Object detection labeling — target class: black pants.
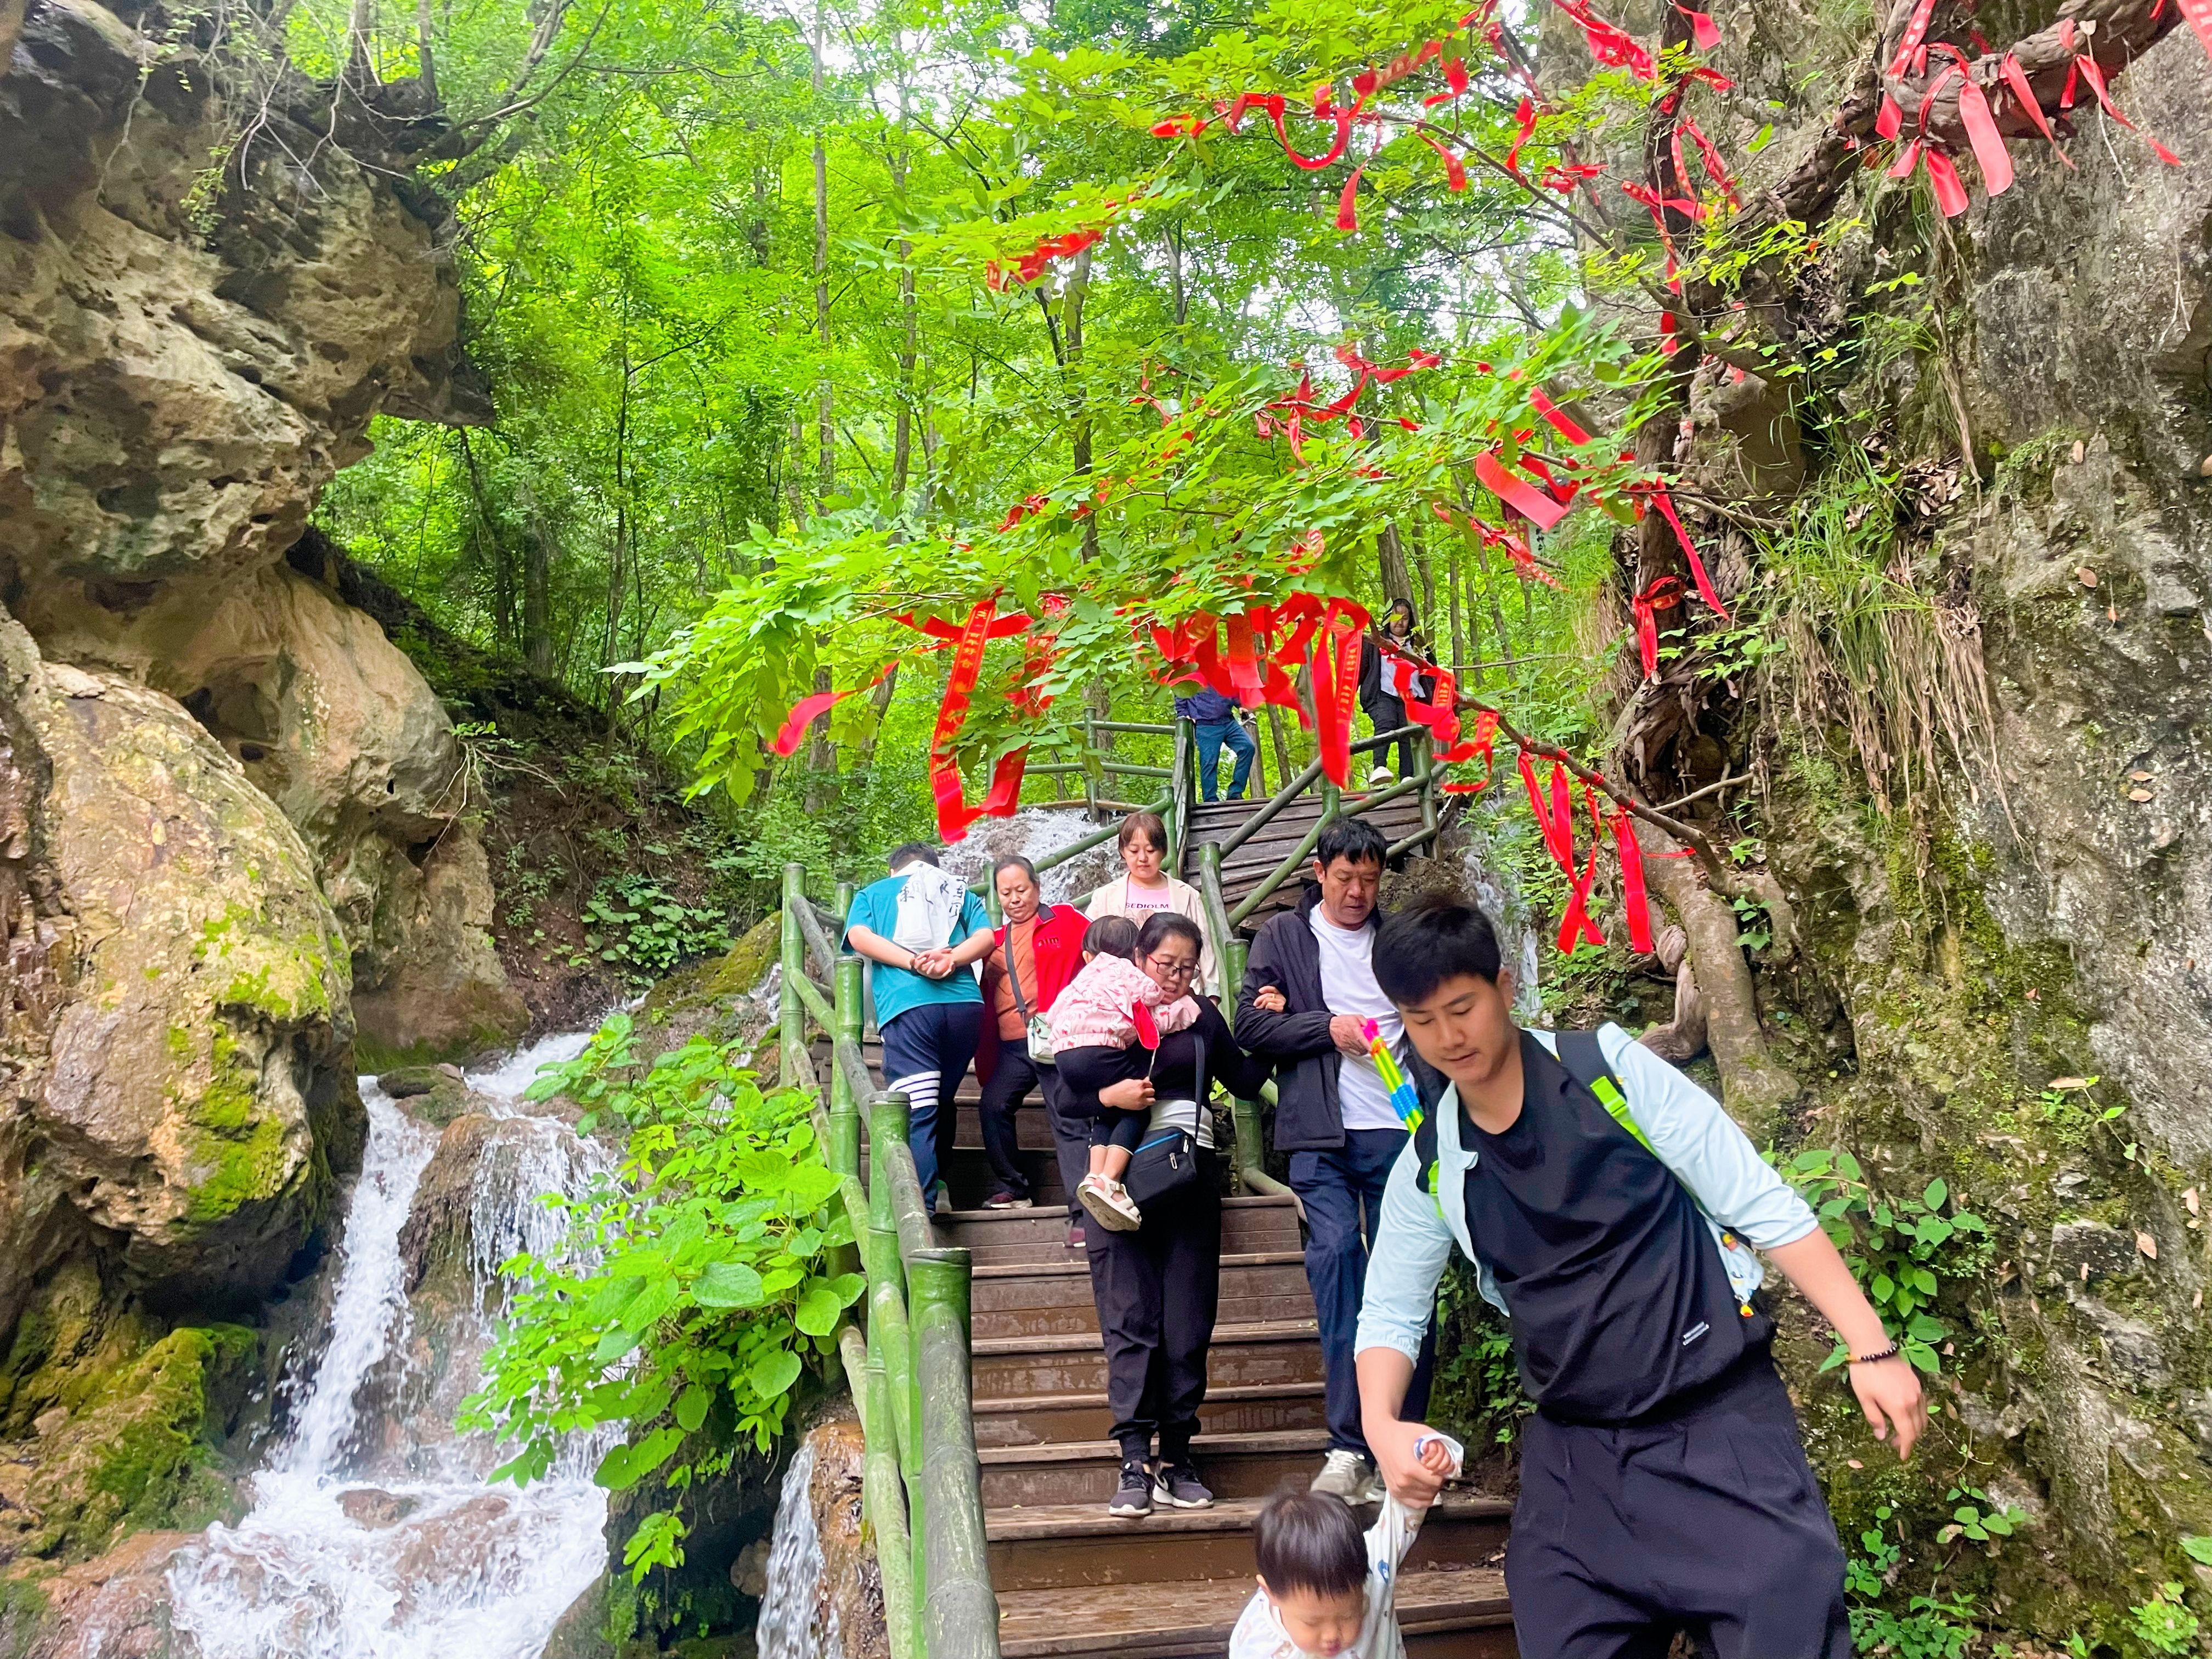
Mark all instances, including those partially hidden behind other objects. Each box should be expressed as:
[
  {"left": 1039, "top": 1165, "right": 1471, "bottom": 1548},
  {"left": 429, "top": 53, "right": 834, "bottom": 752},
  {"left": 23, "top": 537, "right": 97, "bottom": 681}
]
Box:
[
  {"left": 1085, "top": 1157, "right": 1220, "bottom": 1462},
  {"left": 978, "top": 1046, "right": 1045, "bottom": 1200},
  {"left": 1506, "top": 1356, "right": 1849, "bottom": 1659},
  {"left": 1362, "top": 693, "right": 1415, "bottom": 777},
  {"left": 878, "top": 1002, "right": 982, "bottom": 1201}
]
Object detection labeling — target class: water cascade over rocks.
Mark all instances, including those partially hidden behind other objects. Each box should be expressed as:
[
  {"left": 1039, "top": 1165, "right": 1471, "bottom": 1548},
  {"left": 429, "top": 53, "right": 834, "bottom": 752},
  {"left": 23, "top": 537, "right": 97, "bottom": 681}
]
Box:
[
  {"left": 753, "top": 1441, "right": 838, "bottom": 1659},
  {"left": 163, "top": 1030, "right": 614, "bottom": 1658}
]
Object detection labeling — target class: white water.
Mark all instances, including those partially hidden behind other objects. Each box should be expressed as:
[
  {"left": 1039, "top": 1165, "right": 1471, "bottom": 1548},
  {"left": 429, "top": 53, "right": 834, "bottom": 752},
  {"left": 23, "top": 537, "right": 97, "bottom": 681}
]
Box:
[
  {"left": 168, "top": 1034, "right": 616, "bottom": 1659},
  {"left": 754, "top": 1442, "right": 838, "bottom": 1659}
]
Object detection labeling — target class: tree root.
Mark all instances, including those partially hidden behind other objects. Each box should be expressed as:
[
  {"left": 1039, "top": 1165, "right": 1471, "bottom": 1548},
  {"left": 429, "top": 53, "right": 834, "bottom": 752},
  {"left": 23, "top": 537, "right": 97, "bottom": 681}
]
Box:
[
  {"left": 1637, "top": 924, "right": 1709, "bottom": 1064},
  {"left": 1634, "top": 821, "right": 1799, "bottom": 1132}
]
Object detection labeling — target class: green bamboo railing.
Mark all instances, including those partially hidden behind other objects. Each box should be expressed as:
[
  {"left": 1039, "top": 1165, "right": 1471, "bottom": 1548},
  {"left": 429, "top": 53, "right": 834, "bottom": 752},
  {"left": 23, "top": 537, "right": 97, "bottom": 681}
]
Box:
[{"left": 780, "top": 864, "right": 1000, "bottom": 1659}]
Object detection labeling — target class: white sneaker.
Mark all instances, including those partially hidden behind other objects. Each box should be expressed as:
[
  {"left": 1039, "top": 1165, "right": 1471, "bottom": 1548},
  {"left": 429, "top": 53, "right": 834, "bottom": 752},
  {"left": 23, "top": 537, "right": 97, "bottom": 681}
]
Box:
[
  {"left": 1367, "top": 766, "right": 1395, "bottom": 788},
  {"left": 1310, "top": 1448, "right": 1383, "bottom": 1503},
  {"left": 1077, "top": 1174, "right": 1142, "bottom": 1232}
]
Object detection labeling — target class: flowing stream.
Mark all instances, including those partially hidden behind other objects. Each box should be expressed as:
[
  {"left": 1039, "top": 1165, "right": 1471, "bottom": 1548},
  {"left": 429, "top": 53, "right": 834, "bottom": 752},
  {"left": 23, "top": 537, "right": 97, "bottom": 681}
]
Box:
[{"left": 166, "top": 1030, "right": 613, "bottom": 1659}]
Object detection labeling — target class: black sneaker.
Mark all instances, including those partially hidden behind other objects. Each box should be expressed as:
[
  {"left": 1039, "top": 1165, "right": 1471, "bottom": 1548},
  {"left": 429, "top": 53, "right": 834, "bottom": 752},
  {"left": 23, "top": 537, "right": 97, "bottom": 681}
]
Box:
[
  {"left": 1152, "top": 1461, "right": 1214, "bottom": 1509},
  {"left": 1107, "top": 1460, "right": 1153, "bottom": 1517}
]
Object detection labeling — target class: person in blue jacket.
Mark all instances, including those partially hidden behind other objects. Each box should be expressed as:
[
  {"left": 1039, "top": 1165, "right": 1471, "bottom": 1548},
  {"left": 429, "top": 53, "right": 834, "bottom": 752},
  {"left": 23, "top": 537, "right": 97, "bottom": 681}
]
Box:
[
  {"left": 1353, "top": 896, "right": 1925, "bottom": 1659},
  {"left": 1174, "top": 686, "right": 1257, "bottom": 802}
]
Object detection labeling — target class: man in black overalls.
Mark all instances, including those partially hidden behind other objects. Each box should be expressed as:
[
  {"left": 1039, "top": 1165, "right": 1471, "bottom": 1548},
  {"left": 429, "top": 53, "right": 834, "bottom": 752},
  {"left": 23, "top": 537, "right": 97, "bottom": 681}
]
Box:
[{"left": 1351, "top": 899, "right": 1926, "bottom": 1659}]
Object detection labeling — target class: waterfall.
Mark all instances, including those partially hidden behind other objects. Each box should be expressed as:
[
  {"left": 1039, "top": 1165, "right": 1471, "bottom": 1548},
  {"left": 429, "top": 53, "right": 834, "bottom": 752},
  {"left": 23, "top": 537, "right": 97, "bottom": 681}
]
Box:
[
  {"left": 754, "top": 1441, "right": 838, "bottom": 1659},
  {"left": 166, "top": 1031, "right": 616, "bottom": 1659}
]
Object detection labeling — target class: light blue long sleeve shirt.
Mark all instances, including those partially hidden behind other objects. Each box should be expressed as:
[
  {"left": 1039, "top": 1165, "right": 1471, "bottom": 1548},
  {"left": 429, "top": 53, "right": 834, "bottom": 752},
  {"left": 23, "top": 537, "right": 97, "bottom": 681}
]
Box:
[{"left": 1353, "top": 1022, "right": 1820, "bottom": 1367}]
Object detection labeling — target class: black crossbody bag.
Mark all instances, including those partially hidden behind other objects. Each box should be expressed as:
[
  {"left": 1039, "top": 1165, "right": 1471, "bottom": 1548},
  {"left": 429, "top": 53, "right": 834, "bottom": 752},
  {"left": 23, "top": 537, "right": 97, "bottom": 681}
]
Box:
[{"left": 1122, "top": 1029, "right": 1209, "bottom": 1209}]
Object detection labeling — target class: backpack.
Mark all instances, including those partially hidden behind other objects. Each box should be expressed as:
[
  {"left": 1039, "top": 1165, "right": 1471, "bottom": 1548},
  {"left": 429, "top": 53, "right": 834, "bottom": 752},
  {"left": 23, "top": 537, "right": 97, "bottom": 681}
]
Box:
[{"left": 1413, "top": 1030, "right": 1648, "bottom": 1201}]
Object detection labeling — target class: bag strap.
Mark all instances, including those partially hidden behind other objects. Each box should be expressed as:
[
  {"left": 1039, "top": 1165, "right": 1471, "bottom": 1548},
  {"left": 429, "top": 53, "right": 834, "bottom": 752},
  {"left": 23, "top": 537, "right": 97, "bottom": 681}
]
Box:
[
  {"left": 1417, "top": 1030, "right": 1646, "bottom": 1200},
  {"left": 1555, "top": 1030, "right": 1652, "bottom": 1154},
  {"left": 1003, "top": 924, "right": 1034, "bottom": 1021}
]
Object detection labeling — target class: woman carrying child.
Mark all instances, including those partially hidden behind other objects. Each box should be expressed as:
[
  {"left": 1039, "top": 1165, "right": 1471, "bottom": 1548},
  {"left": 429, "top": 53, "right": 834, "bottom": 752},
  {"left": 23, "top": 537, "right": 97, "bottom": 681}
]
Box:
[
  {"left": 1051, "top": 912, "right": 1274, "bottom": 1517},
  {"left": 1049, "top": 913, "right": 1204, "bottom": 1232}
]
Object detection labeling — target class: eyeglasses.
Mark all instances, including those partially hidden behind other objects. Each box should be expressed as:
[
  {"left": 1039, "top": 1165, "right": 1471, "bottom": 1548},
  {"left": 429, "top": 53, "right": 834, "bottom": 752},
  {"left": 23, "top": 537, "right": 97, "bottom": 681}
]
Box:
[{"left": 1147, "top": 955, "right": 1198, "bottom": 979}]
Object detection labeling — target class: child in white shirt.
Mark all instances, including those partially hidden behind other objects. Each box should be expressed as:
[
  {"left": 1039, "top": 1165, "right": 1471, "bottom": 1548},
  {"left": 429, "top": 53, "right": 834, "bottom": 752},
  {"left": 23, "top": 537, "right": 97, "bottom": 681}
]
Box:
[{"left": 1229, "top": 1435, "right": 1464, "bottom": 1658}]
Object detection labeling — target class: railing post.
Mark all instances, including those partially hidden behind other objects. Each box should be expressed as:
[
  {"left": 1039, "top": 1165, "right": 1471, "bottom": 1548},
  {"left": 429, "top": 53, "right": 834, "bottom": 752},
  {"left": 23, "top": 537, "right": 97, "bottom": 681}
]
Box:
[
  {"left": 1168, "top": 715, "right": 1193, "bottom": 874},
  {"left": 910, "top": 1247, "right": 1000, "bottom": 1658},
  {"left": 780, "top": 862, "right": 809, "bottom": 1094},
  {"left": 1082, "top": 708, "right": 1101, "bottom": 821},
  {"left": 868, "top": 1094, "right": 919, "bottom": 1474},
  {"left": 829, "top": 954, "right": 864, "bottom": 1178},
  {"left": 1417, "top": 730, "right": 1438, "bottom": 847},
  {"left": 835, "top": 878, "right": 855, "bottom": 941},
  {"left": 865, "top": 1341, "right": 916, "bottom": 1659}
]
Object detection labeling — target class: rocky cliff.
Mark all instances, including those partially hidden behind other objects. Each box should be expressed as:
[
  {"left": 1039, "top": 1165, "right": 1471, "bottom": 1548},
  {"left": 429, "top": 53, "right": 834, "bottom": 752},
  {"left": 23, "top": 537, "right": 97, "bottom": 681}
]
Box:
[
  {"left": 0, "top": 0, "right": 526, "bottom": 1590},
  {"left": 1560, "top": 1, "right": 2212, "bottom": 1640}
]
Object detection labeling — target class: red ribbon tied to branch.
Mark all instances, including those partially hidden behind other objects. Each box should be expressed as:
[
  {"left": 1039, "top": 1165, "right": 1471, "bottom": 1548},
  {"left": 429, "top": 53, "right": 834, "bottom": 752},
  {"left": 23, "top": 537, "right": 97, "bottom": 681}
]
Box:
[
  {"left": 1630, "top": 576, "right": 1685, "bottom": 680},
  {"left": 772, "top": 663, "right": 894, "bottom": 758},
  {"left": 1612, "top": 807, "right": 1656, "bottom": 952},
  {"left": 1439, "top": 708, "right": 1502, "bottom": 793}
]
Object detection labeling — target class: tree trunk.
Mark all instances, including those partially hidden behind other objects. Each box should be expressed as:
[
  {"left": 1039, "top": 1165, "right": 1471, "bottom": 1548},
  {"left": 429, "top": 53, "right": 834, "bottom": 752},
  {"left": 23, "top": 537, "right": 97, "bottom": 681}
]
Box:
[
  {"left": 1378, "top": 521, "right": 1414, "bottom": 618},
  {"left": 1061, "top": 249, "right": 1099, "bottom": 561},
  {"left": 811, "top": 2, "right": 833, "bottom": 503},
  {"left": 522, "top": 505, "right": 553, "bottom": 679},
  {"left": 1446, "top": 529, "right": 1468, "bottom": 686},
  {"left": 805, "top": 664, "right": 836, "bottom": 812}
]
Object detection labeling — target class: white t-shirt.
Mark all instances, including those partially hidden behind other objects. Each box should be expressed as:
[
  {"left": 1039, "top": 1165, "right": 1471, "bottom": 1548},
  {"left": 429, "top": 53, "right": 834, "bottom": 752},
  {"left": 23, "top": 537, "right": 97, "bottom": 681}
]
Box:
[
  {"left": 1228, "top": 1436, "right": 1464, "bottom": 1659},
  {"left": 1309, "top": 909, "right": 1404, "bottom": 1131},
  {"left": 1121, "top": 879, "right": 1175, "bottom": 916}
]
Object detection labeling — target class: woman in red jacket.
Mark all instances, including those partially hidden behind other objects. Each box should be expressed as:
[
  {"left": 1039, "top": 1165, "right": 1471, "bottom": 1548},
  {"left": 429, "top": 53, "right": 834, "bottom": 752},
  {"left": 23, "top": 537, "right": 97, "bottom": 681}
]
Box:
[{"left": 975, "top": 855, "right": 1091, "bottom": 1220}]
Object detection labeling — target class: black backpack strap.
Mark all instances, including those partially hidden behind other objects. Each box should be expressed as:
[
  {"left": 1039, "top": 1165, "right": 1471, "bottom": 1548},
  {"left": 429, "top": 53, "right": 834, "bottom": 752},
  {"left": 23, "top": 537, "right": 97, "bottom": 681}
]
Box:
[
  {"left": 1413, "top": 1107, "right": 1441, "bottom": 1200},
  {"left": 1555, "top": 1030, "right": 1655, "bottom": 1155}
]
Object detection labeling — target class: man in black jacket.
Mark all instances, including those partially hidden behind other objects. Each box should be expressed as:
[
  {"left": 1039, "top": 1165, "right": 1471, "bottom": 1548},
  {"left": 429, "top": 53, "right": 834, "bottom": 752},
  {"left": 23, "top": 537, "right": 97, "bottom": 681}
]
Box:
[{"left": 1233, "top": 817, "right": 1435, "bottom": 1502}]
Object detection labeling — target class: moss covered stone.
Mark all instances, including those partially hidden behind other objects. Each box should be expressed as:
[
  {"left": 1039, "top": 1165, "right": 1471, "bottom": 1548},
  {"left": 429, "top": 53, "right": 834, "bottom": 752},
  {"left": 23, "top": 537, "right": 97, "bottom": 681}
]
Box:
[{"left": 4, "top": 1324, "right": 256, "bottom": 1565}]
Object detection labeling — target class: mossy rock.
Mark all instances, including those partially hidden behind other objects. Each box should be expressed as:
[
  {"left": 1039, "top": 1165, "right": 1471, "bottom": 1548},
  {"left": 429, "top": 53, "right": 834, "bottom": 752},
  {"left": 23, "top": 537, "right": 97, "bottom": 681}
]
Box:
[
  {"left": 640, "top": 916, "right": 781, "bottom": 1025},
  {"left": 3, "top": 1324, "right": 257, "bottom": 1564},
  {"left": 377, "top": 1066, "right": 444, "bottom": 1098}
]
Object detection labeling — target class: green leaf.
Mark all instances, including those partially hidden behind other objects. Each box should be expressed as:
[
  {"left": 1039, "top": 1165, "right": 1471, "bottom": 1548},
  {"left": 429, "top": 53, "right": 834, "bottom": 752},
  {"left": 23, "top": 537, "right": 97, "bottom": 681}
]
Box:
[
  {"left": 794, "top": 1281, "right": 844, "bottom": 1336},
  {"left": 750, "top": 1348, "right": 803, "bottom": 1400},
  {"left": 693, "top": 1261, "right": 767, "bottom": 1309},
  {"left": 676, "top": 1384, "right": 712, "bottom": 1433},
  {"left": 1923, "top": 1178, "right": 1948, "bottom": 1209},
  {"left": 2182, "top": 1536, "right": 2212, "bottom": 1566}
]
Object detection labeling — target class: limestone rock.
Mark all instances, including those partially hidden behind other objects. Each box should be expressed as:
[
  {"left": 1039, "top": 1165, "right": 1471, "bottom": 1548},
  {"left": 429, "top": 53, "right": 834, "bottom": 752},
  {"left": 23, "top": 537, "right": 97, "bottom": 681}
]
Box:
[
  {"left": 1, "top": 605, "right": 362, "bottom": 1306},
  {"left": 0, "top": 0, "right": 477, "bottom": 600},
  {"left": 26, "top": 560, "right": 526, "bottom": 1063}
]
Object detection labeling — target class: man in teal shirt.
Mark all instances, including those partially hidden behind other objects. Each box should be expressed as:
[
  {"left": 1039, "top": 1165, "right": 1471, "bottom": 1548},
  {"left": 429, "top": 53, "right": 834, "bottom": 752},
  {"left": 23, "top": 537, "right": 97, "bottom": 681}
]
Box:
[{"left": 842, "top": 843, "right": 996, "bottom": 1211}]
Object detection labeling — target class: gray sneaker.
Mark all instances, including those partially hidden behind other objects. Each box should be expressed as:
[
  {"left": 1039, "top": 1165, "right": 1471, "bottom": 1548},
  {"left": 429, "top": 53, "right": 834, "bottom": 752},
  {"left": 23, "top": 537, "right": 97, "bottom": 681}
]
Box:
[
  {"left": 1310, "top": 1448, "right": 1383, "bottom": 1504},
  {"left": 1152, "top": 1461, "right": 1215, "bottom": 1509}
]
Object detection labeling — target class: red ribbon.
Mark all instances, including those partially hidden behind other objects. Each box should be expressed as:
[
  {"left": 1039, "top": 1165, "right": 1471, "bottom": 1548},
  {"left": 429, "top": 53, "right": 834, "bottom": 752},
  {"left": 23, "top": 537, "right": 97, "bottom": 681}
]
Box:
[
  {"left": 1555, "top": 0, "right": 1655, "bottom": 77},
  {"left": 1558, "top": 842, "right": 1606, "bottom": 953},
  {"left": 1674, "top": 3, "right": 1721, "bottom": 48},
  {"left": 1313, "top": 614, "right": 1365, "bottom": 787},
  {"left": 1630, "top": 576, "right": 1684, "bottom": 680},
  {"left": 1613, "top": 807, "right": 1656, "bottom": 953},
  {"left": 1476, "top": 451, "right": 1572, "bottom": 531},
  {"left": 1640, "top": 486, "right": 1729, "bottom": 620},
  {"left": 2180, "top": 0, "right": 2212, "bottom": 69},
  {"left": 1886, "top": 0, "right": 1937, "bottom": 76},
  {"left": 1440, "top": 708, "right": 1501, "bottom": 792},
  {"left": 1996, "top": 54, "right": 2070, "bottom": 165},
  {"left": 2072, "top": 52, "right": 2183, "bottom": 166}
]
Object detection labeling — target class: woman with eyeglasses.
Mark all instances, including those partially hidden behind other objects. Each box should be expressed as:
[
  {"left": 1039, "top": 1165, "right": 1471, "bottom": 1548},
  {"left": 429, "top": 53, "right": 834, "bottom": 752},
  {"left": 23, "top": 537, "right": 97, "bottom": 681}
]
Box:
[{"left": 1053, "top": 912, "right": 1275, "bottom": 1519}]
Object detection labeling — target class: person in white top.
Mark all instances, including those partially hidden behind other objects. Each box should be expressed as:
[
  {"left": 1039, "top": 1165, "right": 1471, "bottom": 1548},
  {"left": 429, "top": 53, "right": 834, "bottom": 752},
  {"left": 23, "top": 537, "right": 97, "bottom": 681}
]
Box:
[
  {"left": 1233, "top": 817, "right": 1436, "bottom": 1504},
  {"left": 1084, "top": 810, "right": 1220, "bottom": 997},
  {"left": 1229, "top": 1434, "right": 1465, "bottom": 1658}
]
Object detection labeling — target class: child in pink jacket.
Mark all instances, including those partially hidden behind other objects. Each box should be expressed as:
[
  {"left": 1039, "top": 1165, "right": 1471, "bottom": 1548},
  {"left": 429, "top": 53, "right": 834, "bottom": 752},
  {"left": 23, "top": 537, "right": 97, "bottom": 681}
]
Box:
[{"left": 1050, "top": 915, "right": 1200, "bottom": 1230}]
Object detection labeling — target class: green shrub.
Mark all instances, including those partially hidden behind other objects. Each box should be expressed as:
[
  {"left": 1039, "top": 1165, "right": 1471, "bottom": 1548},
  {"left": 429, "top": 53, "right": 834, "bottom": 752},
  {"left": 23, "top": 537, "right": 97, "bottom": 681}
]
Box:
[{"left": 462, "top": 1015, "right": 862, "bottom": 1579}]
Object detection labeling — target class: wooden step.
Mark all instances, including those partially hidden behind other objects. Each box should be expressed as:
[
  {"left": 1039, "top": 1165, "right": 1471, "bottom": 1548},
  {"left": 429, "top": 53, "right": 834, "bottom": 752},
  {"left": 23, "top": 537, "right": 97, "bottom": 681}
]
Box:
[
  {"left": 940, "top": 1196, "right": 1302, "bottom": 1264},
  {"left": 996, "top": 1566, "right": 1514, "bottom": 1658},
  {"left": 973, "top": 1381, "right": 1328, "bottom": 1448},
  {"left": 985, "top": 1491, "right": 1511, "bottom": 1590},
  {"left": 971, "top": 1252, "right": 1312, "bottom": 1341},
  {"left": 979, "top": 1428, "right": 1329, "bottom": 1506},
  {"left": 972, "top": 1318, "right": 1323, "bottom": 1401}
]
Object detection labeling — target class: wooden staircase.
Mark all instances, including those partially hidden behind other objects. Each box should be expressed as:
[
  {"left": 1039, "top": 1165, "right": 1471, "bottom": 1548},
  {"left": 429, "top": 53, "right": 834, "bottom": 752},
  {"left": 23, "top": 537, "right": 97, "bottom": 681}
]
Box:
[
  {"left": 815, "top": 1026, "right": 1518, "bottom": 1657},
  {"left": 1180, "top": 791, "right": 1431, "bottom": 933}
]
